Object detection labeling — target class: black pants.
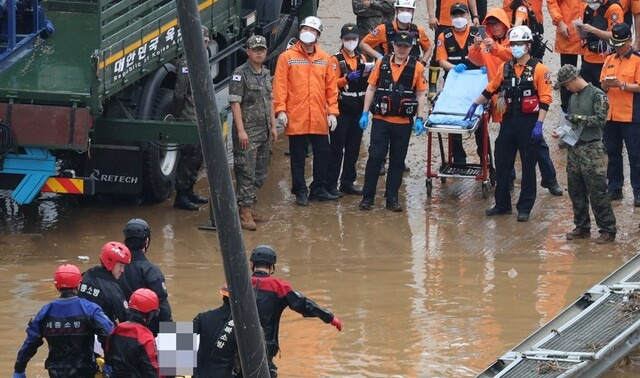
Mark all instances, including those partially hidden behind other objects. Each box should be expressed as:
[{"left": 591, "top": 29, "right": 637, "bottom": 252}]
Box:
[
  {"left": 362, "top": 119, "right": 412, "bottom": 202},
  {"left": 476, "top": 0, "right": 487, "bottom": 22},
  {"left": 494, "top": 114, "right": 539, "bottom": 214},
  {"left": 604, "top": 121, "right": 640, "bottom": 199},
  {"left": 328, "top": 111, "right": 363, "bottom": 189},
  {"left": 560, "top": 54, "right": 579, "bottom": 113},
  {"left": 289, "top": 134, "right": 330, "bottom": 195},
  {"left": 580, "top": 60, "right": 603, "bottom": 90},
  {"left": 450, "top": 128, "right": 494, "bottom": 170}
]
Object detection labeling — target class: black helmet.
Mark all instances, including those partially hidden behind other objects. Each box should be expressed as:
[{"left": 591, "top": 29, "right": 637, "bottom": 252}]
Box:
[
  {"left": 250, "top": 245, "right": 277, "bottom": 265},
  {"left": 124, "top": 218, "right": 151, "bottom": 240}
]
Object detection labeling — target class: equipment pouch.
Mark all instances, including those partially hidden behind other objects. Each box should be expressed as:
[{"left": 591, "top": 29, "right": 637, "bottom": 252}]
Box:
[
  {"left": 398, "top": 98, "right": 419, "bottom": 117},
  {"left": 374, "top": 95, "right": 392, "bottom": 115},
  {"left": 521, "top": 95, "right": 540, "bottom": 114}
]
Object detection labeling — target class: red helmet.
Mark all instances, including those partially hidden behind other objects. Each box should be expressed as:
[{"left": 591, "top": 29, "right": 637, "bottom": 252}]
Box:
[
  {"left": 129, "top": 288, "right": 160, "bottom": 313},
  {"left": 54, "top": 264, "right": 82, "bottom": 289},
  {"left": 100, "top": 241, "right": 131, "bottom": 271}
]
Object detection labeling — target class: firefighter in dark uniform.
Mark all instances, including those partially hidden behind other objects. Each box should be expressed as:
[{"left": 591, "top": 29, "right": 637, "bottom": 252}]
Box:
[
  {"left": 119, "top": 218, "right": 172, "bottom": 336},
  {"left": 359, "top": 31, "right": 427, "bottom": 212},
  {"left": 193, "top": 286, "right": 239, "bottom": 378},
  {"left": 600, "top": 22, "right": 640, "bottom": 206},
  {"left": 466, "top": 26, "right": 553, "bottom": 222},
  {"left": 79, "top": 241, "right": 131, "bottom": 324},
  {"left": 436, "top": 3, "right": 484, "bottom": 164},
  {"left": 328, "top": 23, "right": 371, "bottom": 196},
  {"left": 13, "top": 264, "right": 114, "bottom": 378},
  {"left": 105, "top": 288, "right": 160, "bottom": 377},
  {"left": 250, "top": 245, "right": 342, "bottom": 377},
  {"left": 172, "top": 25, "right": 211, "bottom": 210},
  {"left": 574, "top": 0, "right": 623, "bottom": 88}
]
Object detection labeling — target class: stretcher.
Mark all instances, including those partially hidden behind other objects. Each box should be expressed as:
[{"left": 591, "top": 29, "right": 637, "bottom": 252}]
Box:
[{"left": 425, "top": 70, "right": 494, "bottom": 198}]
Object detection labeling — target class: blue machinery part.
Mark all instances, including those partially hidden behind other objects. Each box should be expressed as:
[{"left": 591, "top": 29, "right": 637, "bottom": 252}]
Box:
[{"left": 1, "top": 147, "right": 55, "bottom": 204}]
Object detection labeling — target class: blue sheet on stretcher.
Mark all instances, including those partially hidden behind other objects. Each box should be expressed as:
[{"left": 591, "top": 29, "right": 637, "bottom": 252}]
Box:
[{"left": 427, "top": 70, "right": 488, "bottom": 128}]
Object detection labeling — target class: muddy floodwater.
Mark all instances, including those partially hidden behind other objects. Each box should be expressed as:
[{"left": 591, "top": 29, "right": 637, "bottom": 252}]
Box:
[{"left": 3, "top": 0, "right": 640, "bottom": 377}]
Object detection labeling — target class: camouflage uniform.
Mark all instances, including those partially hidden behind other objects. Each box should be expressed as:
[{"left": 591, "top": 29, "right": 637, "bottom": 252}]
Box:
[
  {"left": 352, "top": 0, "right": 395, "bottom": 36},
  {"left": 566, "top": 84, "right": 617, "bottom": 234},
  {"left": 173, "top": 57, "right": 203, "bottom": 193},
  {"left": 228, "top": 61, "right": 273, "bottom": 207}
]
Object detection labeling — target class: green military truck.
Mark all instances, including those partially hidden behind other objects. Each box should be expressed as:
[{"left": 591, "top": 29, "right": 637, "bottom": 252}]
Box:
[{"left": 0, "top": 0, "right": 317, "bottom": 204}]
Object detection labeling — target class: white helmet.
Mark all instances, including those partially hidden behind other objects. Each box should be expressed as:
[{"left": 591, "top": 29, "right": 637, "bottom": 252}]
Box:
[
  {"left": 300, "top": 16, "right": 323, "bottom": 34},
  {"left": 395, "top": 0, "right": 417, "bottom": 9},
  {"left": 509, "top": 26, "right": 533, "bottom": 42}
]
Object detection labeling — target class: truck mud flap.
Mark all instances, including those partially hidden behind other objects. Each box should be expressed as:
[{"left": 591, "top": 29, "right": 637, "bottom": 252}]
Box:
[{"left": 84, "top": 144, "right": 143, "bottom": 195}]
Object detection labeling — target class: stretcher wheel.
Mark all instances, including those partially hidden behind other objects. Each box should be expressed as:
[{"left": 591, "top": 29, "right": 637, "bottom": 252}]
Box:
[
  {"left": 482, "top": 182, "right": 490, "bottom": 199},
  {"left": 440, "top": 177, "right": 447, "bottom": 184},
  {"left": 426, "top": 179, "right": 433, "bottom": 197}
]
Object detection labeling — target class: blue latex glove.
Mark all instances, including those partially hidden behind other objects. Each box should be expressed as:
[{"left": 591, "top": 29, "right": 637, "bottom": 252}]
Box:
[
  {"left": 414, "top": 117, "right": 425, "bottom": 136},
  {"left": 464, "top": 103, "right": 479, "bottom": 120},
  {"left": 359, "top": 111, "right": 370, "bottom": 130},
  {"left": 480, "top": 66, "right": 487, "bottom": 74},
  {"left": 103, "top": 364, "right": 113, "bottom": 377},
  {"left": 346, "top": 70, "right": 362, "bottom": 82},
  {"left": 532, "top": 121, "right": 543, "bottom": 141},
  {"left": 453, "top": 63, "right": 467, "bottom": 73},
  {"left": 13, "top": 372, "right": 26, "bottom": 378}
]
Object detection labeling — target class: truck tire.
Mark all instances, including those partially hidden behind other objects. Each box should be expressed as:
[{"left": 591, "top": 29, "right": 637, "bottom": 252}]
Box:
[{"left": 141, "top": 88, "right": 180, "bottom": 203}]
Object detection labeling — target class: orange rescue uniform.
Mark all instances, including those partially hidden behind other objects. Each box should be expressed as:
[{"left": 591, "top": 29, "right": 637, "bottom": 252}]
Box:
[
  {"left": 503, "top": 0, "right": 543, "bottom": 24},
  {"left": 485, "top": 60, "right": 553, "bottom": 111},
  {"left": 435, "top": 27, "right": 473, "bottom": 63},
  {"left": 600, "top": 50, "right": 640, "bottom": 122},
  {"left": 468, "top": 8, "right": 513, "bottom": 121},
  {"left": 330, "top": 49, "right": 368, "bottom": 90},
  {"left": 547, "top": 0, "right": 584, "bottom": 54},
  {"left": 273, "top": 42, "right": 339, "bottom": 136},
  {"left": 436, "top": 0, "right": 473, "bottom": 26},
  {"left": 367, "top": 56, "right": 427, "bottom": 124},
  {"left": 581, "top": 1, "right": 624, "bottom": 64},
  {"left": 362, "top": 21, "right": 432, "bottom": 55}
]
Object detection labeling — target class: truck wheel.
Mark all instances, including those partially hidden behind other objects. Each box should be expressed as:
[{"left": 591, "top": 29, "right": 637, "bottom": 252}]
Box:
[{"left": 141, "top": 88, "right": 180, "bottom": 203}]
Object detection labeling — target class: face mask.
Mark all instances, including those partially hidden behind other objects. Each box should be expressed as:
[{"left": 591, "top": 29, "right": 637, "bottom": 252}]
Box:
[
  {"left": 397, "top": 11, "right": 413, "bottom": 24},
  {"left": 343, "top": 40, "right": 359, "bottom": 52},
  {"left": 588, "top": 2, "right": 601, "bottom": 10},
  {"left": 300, "top": 31, "right": 317, "bottom": 44},
  {"left": 511, "top": 45, "right": 527, "bottom": 58},
  {"left": 452, "top": 17, "right": 468, "bottom": 29}
]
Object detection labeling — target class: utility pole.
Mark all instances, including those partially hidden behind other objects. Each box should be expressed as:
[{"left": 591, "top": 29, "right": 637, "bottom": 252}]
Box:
[{"left": 173, "top": 0, "right": 269, "bottom": 376}]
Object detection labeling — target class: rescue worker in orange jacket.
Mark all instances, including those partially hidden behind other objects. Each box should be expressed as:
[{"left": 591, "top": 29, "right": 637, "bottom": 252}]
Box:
[
  {"left": 359, "top": 31, "right": 428, "bottom": 212},
  {"left": 504, "top": 0, "right": 543, "bottom": 28},
  {"left": 574, "top": 0, "right": 623, "bottom": 89},
  {"left": 547, "top": 0, "right": 585, "bottom": 113},
  {"left": 634, "top": 0, "right": 640, "bottom": 50},
  {"left": 466, "top": 26, "right": 553, "bottom": 222},
  {"left": 427, "top": 0, "right": 481, "bottom": 97},
  {"left": 273, "top": 16, "right": 340, "bottom": 206}
]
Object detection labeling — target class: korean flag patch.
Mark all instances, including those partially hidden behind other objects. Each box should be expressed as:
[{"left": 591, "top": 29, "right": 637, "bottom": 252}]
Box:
[
  {"left": 181, "top": 66, "right": 189, "bottom": 74},
  {"left": 232, "top": 74, "right": 242, "bottom": 81}
]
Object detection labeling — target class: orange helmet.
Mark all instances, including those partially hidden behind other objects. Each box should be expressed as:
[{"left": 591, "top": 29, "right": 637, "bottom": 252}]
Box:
[
  {"left": 129, "top": 288, "right": 159, "bottom": 314},
  {"left": 54, "top": 264, "right": 82, "bottom": 290},
  {"left": 100, "top": 241, "right": 131, "bottom": 271}
]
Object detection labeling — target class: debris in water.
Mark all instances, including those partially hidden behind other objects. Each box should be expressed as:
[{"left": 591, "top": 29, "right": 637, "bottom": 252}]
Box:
[
  {"left": 77, "top": 256, "right": 90, "bottom": 262},
  {"left": 507, "top": 268, "right": 518, "bottom": 278}
]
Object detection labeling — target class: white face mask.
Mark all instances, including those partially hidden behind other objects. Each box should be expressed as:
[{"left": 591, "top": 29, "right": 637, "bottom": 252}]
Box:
[
  {"left": 343, "top": 40, "right": 359, "bottom": 52},
  {"left": 300, "top": 31, "right": 317, "bottom": 44},
  {"left": 397, "top": 11, "right": 413, "bottom": 24},
  {"left": 452, "top": 17, "right": 468, "bottom": 29},
  {"left": 588, "top": 2, "right": 601, "bottom": 10}
]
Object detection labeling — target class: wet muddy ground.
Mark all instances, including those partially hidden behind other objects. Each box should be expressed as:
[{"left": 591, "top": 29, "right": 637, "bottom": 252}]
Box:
[{"left": 2, "top": 0, "right": 640, "bottom": 377}]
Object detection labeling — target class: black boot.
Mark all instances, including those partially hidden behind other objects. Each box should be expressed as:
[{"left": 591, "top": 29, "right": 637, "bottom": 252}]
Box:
[
  {"left": 187, "top": 191, "right": 208, "bottom": 204},
  {"left": 174, "top": 192, "right": 199, "bottom": 211}
]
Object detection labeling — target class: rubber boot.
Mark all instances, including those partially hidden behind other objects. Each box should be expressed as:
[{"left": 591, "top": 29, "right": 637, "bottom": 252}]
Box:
[
  {"left": 187, "top": 190, "right": 208, "bottom": 204},
  {"left": 239, "top": 206, "right": 257, "bottom": 231},
  {"left": 252, "top": 208, "right": 269, "bottom": 223},
  {"left": 428, "top": 66, "right": 440, "bottom": 99},
  {"left": 174, "top": 192, "right": 199, "bottom": 211}
]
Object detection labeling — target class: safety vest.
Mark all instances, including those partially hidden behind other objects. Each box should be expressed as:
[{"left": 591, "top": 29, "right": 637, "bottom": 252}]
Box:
[
  {"left": 334, "top": 51, "right": 368, "bottom": 111},
  {"left": 443, "top": 27, "right": 480, "bottom": 69},
  {"left": 501, "top": 58, "right": 540, "bottom": 114},
  {"left": 583, "top": 0, "right": 619, "bottom": 54},
  {"left": 510, "top": 1, "right": 547, "bottom": 59},
  {"left": 372, "top": 55, "right": 419, "bottom": 117},
  {"left": 385, "top": 22, "right": 422, "bottom": 58}
]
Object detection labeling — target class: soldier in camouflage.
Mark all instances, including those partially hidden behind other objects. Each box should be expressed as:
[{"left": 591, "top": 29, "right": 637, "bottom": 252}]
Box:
[
  {"left": 352, "top": 0, "right": 395, "bottom": 36},
  {"left": 172, "top": 25, "right": 211, "bottom": 210},
  {"left": 229, "top": 35, "right": 278, "bottom": 231},
  {"left": 552, "top": 64, "right": 617, "bottom": 244}
]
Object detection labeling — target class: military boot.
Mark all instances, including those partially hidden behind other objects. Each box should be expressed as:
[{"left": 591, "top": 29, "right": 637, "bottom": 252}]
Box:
[
  {"left": 239, "top": 206, "right": 257, "bottom": 231},
  {"left": 187, "top": 191, "right": 208, "bottom": 204},
  {"left": 566, "top": 227, "right": 590, "bottom": 240},
  {"left": 251, "top": 208, "right": 270, "bottom": 223},
  {"left": 595, "top": 232, "right": 615, "bottom": 244},
  {"left": 174, "top": 192, "right": 199, "bottom": 211}
]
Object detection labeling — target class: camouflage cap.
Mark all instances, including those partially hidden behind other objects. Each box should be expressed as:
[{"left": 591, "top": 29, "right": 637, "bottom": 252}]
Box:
[
  {"left": 247, "top": 34, "right": 267, "bottom": 49},
  {"left": 554, "top": 64, "right": 580, "bottom": 89}
]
